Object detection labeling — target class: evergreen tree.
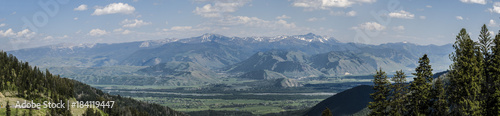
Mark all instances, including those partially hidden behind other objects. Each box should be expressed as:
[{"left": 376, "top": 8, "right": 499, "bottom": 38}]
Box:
[
  {"left": 408, "top": 54, "right": 433, "bottom": 115},
  {"left": 478, "top": 24, "right": 495, "bottom": 116},
  {"left": 389, "top": 70, "right": 407, "bottom": 116},
  {"left": 448, "top": 28, "right": 482, "bottom": 115},
  {"left": 321, "top": 107, "right": 333, "bottom": 116},
  {"left": 431, "top": 77, "right": 448, "bottom": 115},
  {"left": 369, "top": 69, "right": 390, "bottom": 116},
  {"left": 6, "top": 101, "right": 10, "bottom": 116},
  {"left": 490, "top": 31, "right": 500, "bottom": 115}
]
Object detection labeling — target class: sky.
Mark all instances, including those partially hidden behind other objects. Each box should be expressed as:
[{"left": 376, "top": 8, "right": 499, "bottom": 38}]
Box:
[{"left": 0, "top": 0, "right": 500, "bottom": 50}]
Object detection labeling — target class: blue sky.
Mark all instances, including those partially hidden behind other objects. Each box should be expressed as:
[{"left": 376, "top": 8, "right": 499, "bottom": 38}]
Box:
[{"left": 0, "top": 0, "right": 499, "bottom": 50}]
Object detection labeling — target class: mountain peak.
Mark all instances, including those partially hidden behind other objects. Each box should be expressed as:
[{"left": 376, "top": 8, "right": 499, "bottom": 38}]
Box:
[
  {"left": 199, "top": 33, "right": 227, "bottom": 42},
  {"left": 305, "top": 33, "right": 316, "bottom": 36},
  {"left": 201, "top": 33, "right": 224, "bottom": 38}
]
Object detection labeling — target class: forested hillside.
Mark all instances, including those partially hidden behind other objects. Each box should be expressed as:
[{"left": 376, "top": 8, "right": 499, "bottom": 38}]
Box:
[
  {"left": 367, "top": 25, "right": 500, "bottom": 115},
  {"left": 0, "top": 51, "right": 187, "bottom": 116}
]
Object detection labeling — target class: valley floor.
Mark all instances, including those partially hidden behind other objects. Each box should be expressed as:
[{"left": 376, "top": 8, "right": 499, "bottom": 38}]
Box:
[{"left": 90, "top": 75, "right": 375, "bottom": 115}]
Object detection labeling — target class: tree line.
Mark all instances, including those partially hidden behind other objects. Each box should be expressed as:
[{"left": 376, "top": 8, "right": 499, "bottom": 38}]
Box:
[
  {"left": 1, "top": 50, "right": 188, "bottom": 116},
  {"left": 0, "top": 50, "right": 74, "bottom": 115},
  {"left": 368, "top": 24, "right": 500, "bottom": 115}
]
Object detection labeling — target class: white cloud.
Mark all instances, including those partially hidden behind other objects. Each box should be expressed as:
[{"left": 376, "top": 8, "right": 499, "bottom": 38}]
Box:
[
  {"left": 113, "top": 28, "right": 132, "bottom": 34},
  {"left": 307, "top": 17, "right": 326, "bottom": 22},
  {"left": 0, "top": 28, "right": 36, "bottom": 38},
  {"left": 43, "top": 36, "right": 54, "bottom": 40},
  {"left": 388, "top": 10, "right": 414, "bottom": 19},
  {"left": 113, "top": 28, "right": 124, "bottom": 32},
  {"left": 92, "top": 3, "right": 135, "bottom": 16},
  {"left": 88, "top": 29, "right": 108, "bottom": 36},
  {"left": 121, "top": 19, "right": 152, "bottom": 28},
  {"left": 292, "top": 0, "right": 375, "bottom": 10},
  {"left": 456, "top": 16, "right": 464, "bottom": 20},
  {"left": 170, "top": 26, "right": 193, "bottom": 31},
  {"left": 276, "top": 15, "right": 291, "bottom": 19},
  {"left": 122, "top": 30, "right": 132, "bottom": 34},
  {"left": 0, "top": 23, "right": 5, "bottom": 27},
  {"left": 193, "top": 0, "right": 251, "bottom": 18},
  {"left": 488, "top": 19, "right": 498, "bottom": 27},
  {"left": 393, "top": 25, "right": 405, "bottom": 31},
  {"left": 352, "top": 22, "right": 386, "bottom": 31},
  {"left": 74, "top": 17, "right": 78, "bottom": 20},
  {"left": 460, "top": 0, "right": 486, "bottom": 5},
  {"left": 426, "top": 5, "right": 432, "bottom": 8},
  {"left": 222, "top": 16, "right": 297, "bottom": 29},
  {"left": 419, "top": 16, "right": 426, "bottom": 19},
  {"left": 489, "top": 31, "right": 495, "bottom": 35},
  {"left": 346, "top": 11, "right": 357, "bottom": 16},
  {"left": 165, "top": 21, "right": 169, "bottom": 25},
  {"left": 489, "top": 2, "right": 500, "bottom": 14},
  {"left": 330, "top": 10, "right": 357, "bottom": 16},
  {"left": 74, "top": 4, "right": 88, "bottom": 11}
]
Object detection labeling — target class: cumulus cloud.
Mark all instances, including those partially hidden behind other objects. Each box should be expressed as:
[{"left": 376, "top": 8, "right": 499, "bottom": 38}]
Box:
[
  {"left": 221, "top": 16, "right": 297, "bottom": 29},
  {"left": 92, "top": 3, "right": 135, "bottom": 15},
  {"left": 330, "top": 10, "right": 357, "bottom": 16},
  {"left": 393, "top": 25, "right": 405, "bottom": 31},
  {"left": 88, "top": 29, "right": 108, "bottom": 36},
  {"left": 0, "top": 23, "right": 5, "bottom": 27},
  {"left": 426, "top": 5, "right": 432, "bottom": 8},
  {"left": 276, "top": 15, "right": 291, "bottom": 19},
  {"left": 489, "top": 31, "right": 495, "bottom": 35},
  {"left": 113, "top": 28, "right": 132, "bottom": 34},
  {"left": 460, "top": 0, "right": 486, "bottom": 5},
  {"left": 489, "top": 2, "right": 500, "bottom": 14},
  {"left": 456, "top": 16, "right": 464, "bottom": 20},
  {"left": 170, "top": 26, "right": 193, "bottom": 31},
  {"left": 74, "top": 4, "right": 88, "bottom": 11},
  {"left": 352, "top": 22, "right": 386, "bottom": 31},
  {"left": 388, "top": 10, "right": 414, "bottom": 19},
  {"left": 346, "top": 11, "right": 357, "bottom": 16},
  {"left": 0, "top": 28, "right": 36, "bottom": 38},
  {"left": 193, "top": 0, "right": 251, "bottom": 18},
  {"left": 43, "top": 36, "right": 55, "bottom": 40},
  {"left": 121, "top": 19, "right": 152, "bottom": 28},
  {"left": 307, "top": 17, "right": 326, "bottom": 22},
  {"left": 489, "top": 19, "right": 498, "bottom": 27},
  {"left": 292, "top": 0, "right": 375, "bottom": 10},
  {"left": 122, "top": 30, "right": 132, "bottom": 34}
]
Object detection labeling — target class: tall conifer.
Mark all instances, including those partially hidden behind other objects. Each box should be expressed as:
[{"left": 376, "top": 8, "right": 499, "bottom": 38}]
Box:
[
  {"left": 369, "top": 69, "right": 390, "bottom": 116},
  {"left": 448, "top": 28, "right": 482, "bottom": 115}
]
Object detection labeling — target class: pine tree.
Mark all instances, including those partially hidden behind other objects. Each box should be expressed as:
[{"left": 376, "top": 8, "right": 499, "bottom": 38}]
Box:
[
  {"left": 6, "top": 101, "right": 10, "bottom": 116},
  {"left": 321, "top": 107, "right": 333, "bottom": 116},
  {"left": 448, "top": 28, "right": 482, "bottom": 115},
  {"left": 490, "top": 31, "right": 500, "bottom": 115},
  {"left": 369, "top": 69, "right": 390, "bottom": 116},
  {"left": 389, "top": 70, "right": 407, "bottom": 115},
  {"left": 478, "top": 24, "right": 495, "bottom": 115},
  {"left": 431, "top": 77, "right": 448, "bottom": 115},
  {"left": 408, "top": 54, "right": 433, "bottom": 115}
]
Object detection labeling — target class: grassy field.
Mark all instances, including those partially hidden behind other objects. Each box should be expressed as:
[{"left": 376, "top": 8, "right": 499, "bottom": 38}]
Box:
[
  {"left": 88, "top": 75, "right": 375, "bottom": 115},
  {"left": 132, "top": 97, "right": 324, "bottom": 115}
]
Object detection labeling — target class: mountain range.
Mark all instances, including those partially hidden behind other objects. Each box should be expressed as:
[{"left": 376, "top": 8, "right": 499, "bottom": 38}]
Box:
[{"left": 7, "top": 33, "right": 454, "bottom": 85}]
